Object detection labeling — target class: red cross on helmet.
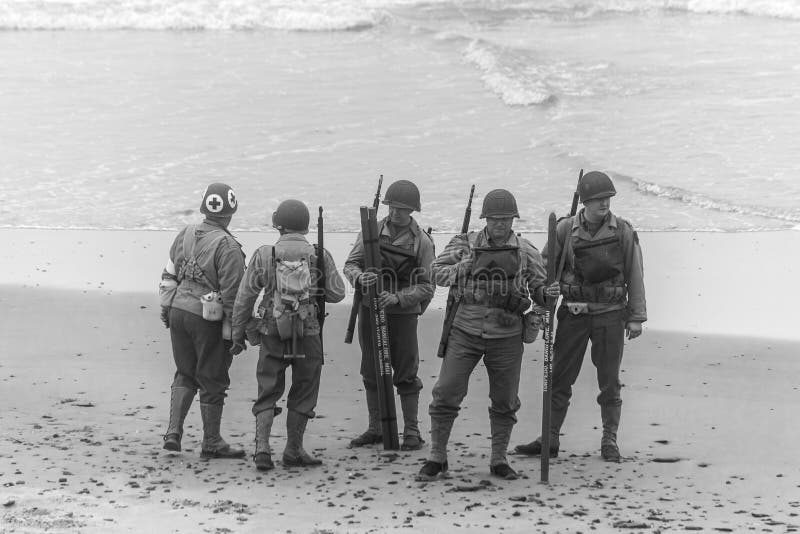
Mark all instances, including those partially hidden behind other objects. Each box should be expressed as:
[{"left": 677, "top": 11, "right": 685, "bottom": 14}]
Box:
[{"left": 200, "top": 183, "right": 238, "bottom": 217}]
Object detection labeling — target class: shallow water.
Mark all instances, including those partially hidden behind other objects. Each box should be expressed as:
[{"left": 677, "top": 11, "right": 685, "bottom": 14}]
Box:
[{"left": 1, "top": 0, "right": 798, "bottom": 232}]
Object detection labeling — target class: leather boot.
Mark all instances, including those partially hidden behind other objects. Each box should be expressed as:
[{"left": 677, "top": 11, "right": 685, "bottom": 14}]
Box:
[
  {"left": 199, "top": 403, "right": 246, "bottom": 459},
  {"left": 514, "top": 404, "right": 566, "bottom": 456},
  {"left": 349, "top": 389, "right": 383, "bottom": 447},
  {"left": 253, "top": 410, "right": 274, "bottom": 471},
  {"left": 163, "top": 386, "right": 195, "bottom": 452},
  {"left": 282, "top": 410, "right": 322, "bottom": 467},
  {"left": 400, "top": 393, "right": 424, "bottom": 451},
  {"left": 601, "top": 405, "right": 621, "bottom": 462}
]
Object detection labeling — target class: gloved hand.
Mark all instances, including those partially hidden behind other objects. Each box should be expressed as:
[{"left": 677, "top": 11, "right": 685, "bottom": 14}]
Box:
[
  {"left": 160, "top": 306, "right": 170, "bottom": 328},
  {"left": 230, "top": 338, "right": 247, "bottom": 356}
]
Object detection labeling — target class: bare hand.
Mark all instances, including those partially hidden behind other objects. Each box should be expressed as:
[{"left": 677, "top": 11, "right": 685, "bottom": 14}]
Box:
[
  {"left": 544, "top": 282, "right": 561, "bottom": 299},
  {"left": 625, "top": 321, "right": 643, "bottom": 340},
  {"left": 359, "top": 271, "right": 378, "bottom": 287},
  {"left": 230, "top": 339, "right": 247, "bottom": 356},
  {"left": 377, "top": 291, "right": 400, "bottom": 309}
]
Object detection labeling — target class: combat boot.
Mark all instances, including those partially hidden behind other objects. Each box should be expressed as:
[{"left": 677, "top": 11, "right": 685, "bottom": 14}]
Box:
[
  {"left": 349, "top": 389, "right": 382, "bottom": 447},
  {"left": 601, "top": 405, "right": 621, "bottom": 462},
  {"left": 514, "top": 435, "right": 560, "bottom": 457},
  {"left": 253, "top": 409, "right": 274, "bottom": 471},
  {"left": 400, "top": 393, "right": 424, "bottom": 451},
  {"left": 163, "top": 386, "right": 196, "bottom": 452},
  {"left": 514, "top": 404, "right": 566, "bottom": 457},
  {"left": 199, "top": 403, "right": 246, "bottom": 459},
  {"left": 282, "top": 410, "right": 322, "bottom": 467}
]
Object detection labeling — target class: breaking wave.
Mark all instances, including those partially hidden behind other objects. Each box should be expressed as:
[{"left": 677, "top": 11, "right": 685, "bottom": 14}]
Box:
[
  {"left": 619, "top": 173, "right": 800, "bottom": 224},
  {"left": 0, "top": 0, "right": 385, "bottom": 31}
]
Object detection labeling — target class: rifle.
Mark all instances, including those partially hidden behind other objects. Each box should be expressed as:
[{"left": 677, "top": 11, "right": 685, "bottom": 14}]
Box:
[
  {"left": 436, "top": 185, "right": 475, "bottom": 358},
  {"left": 344, "top": 175, "right": 383, "bottom": 344},
  {"left": 317, "top": 206, "right": 326, "bottom": 354},
  {"left": 540, "top": 212, "right": 558, "bottom": 483},
  {"left": 360, "top": 206, "right": 400, "bottom": 450},
  {"left": 556, "top": 169, "right": 582, "bottom": 280},
  {"left": 541, "top": 168, "right": 582, "bottom": 483}
]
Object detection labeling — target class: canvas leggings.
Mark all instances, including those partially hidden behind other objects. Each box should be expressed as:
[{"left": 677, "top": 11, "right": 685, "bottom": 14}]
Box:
[
  {"left": 550, "top": 307, "right": 626, "bottom": 421},
  {"left": 357, "top": 311, "right": 423, "bottom": 395},
  {"left": 251, "top": 334, "right": 323, "bottom": 418},
  {"left": 169, "top": 308, "right": 232, "bottom": 405}
]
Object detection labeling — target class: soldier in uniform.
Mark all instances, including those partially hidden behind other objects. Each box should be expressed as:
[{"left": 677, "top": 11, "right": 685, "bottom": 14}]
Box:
[
  {"left": 343, "top": 180, "right": 436, "bottom": 451},
  {"left": 230, "top": 200, "right": 345, "bottom": 471},
  {"left": 160, "top": 183, "right": 247, "bottom": 459},
  {"left": 515, "top": 171, "right": 647, "bottom": 462},
  {"left": 417, "top": 189, "right": 547, "bottom": 481}
]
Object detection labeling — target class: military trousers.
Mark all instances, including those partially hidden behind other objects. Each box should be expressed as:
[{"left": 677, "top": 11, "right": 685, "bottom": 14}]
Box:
[
  {"left": 429, "top": 327, "right": 523, "bottom": 426},
  {"left": 551, "top": 307, "right": 626, "bottom": 416},
  {"left": 357, "top": 310, "right": 423, "bottom": 395},
  {"left": 251, "top": 334, "right": 323, "bottom": 418},
  {"left": 169, "top": 308, "right": 232, "bottom": 405}
]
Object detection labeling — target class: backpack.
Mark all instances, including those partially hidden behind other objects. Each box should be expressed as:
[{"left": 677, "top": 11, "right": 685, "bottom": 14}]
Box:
[{"left": 271, "top": 247, "right": 314, "bottom": 345}]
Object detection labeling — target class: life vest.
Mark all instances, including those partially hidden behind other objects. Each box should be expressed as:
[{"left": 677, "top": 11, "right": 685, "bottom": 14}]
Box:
[
  {"left": 561, "top": 223, "right": 626, "bottom": 303},
  {"left": 377, "top": 221, "right": 421, "bottom": 291},
  {"left": 460, "top": 231, "right": 530, "bottom": 312}
]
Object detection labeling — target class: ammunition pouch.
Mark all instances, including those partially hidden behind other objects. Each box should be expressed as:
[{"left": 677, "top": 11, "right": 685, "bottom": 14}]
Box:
[
  {"left": 522, "top": 311, "right": 543, "bottom": 343},
  {"left": 560, "top": 284, "right": 625, "bottom": 303},
  {"left": 461, "top": 290, "right": 531, "bottom": 315}
]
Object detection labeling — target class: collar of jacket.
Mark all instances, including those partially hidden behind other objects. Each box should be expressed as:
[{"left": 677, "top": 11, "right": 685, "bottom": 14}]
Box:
[
  {"left": 477, "top": 227, "right": 519, "bottom": 248},
  {"left": 573, "top": 210, "right": 618, "bottom": 231},
  {"left": 276, "top": 233, "right": 311, "bottom": 244},
  {"left": 201, "top": 217, "right": 235, "bottom": 236},
  {"left": 380, "top": 216, "right": 420, "bottom": 238}
]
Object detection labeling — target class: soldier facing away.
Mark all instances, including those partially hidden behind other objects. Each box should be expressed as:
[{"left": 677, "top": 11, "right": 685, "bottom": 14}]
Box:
[
  {"left": 160, "top": 183, "right": 247, "bottom": 459},
  {"left": 515, "top": 171, "right": 647, "bottom": 462},
  {"left": 230, "top": 199, "right": 345, "bottom": 471},
  {"left": 343, "top": 179, "right": 436, "bottom": 451},
  {"left": 417, "top": 189, "right": 548, "bottom": 482}
]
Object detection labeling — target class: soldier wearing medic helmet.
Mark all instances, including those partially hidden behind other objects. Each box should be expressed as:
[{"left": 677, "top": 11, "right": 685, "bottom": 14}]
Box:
[
  {"left": 516, "top": 171, "right": 647, "bottom": 463},
  {"left": 343, "top": 179, "right": 436, "bottom": 452},
  {"left": 159, "top": 183, "right": 247, "bottom": 459},
  {"left": 230, "top": 199, "right": 345, "bottom": 471},
  {"left": 417, "top": 189, "right": 548, "bottom": 482}
]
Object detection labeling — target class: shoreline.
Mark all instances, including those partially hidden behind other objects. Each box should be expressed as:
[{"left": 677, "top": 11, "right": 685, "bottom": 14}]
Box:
[{"left": 2, "top": 227, "right": 798, "bottom": 340}]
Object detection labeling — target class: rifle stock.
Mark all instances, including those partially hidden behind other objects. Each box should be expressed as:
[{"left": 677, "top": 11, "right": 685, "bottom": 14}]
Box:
[
  {"left": 344, "top": 175, "right": 384, "bottom": 344},
  {"left": 436, "top": 185, "right": 475, "bottom": 359}
]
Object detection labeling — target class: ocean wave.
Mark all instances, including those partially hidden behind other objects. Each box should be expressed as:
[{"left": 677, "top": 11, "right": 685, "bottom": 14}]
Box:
[
  {"left": 618, "top": 173, "right": 800, "bottom": 224},
  {"left": 0, "top": 0, "right": 384, "bottom": 31},
  {"left": 462, "top": 40, "right": 555, "bottom": 106},
  {"left": 526, "top": 0, "right": 800, "bottom": 21}
]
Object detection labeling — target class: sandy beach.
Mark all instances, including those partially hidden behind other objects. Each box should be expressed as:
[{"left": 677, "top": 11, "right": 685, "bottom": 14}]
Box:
[{"left": 1, "top": 228, "right": 799, "bottom": 533}]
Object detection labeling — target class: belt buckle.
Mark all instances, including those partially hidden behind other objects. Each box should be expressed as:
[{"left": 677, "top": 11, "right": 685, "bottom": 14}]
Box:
[{"left": 567, "top": 302, "right": 588, "bottom": 315}]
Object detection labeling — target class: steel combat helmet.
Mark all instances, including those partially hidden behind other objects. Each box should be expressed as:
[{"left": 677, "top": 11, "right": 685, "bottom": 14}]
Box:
[
  {"left": 200, "top": 183, "right": 238, "bottom": 217},
  {"left": 272, "top": 199, "right": 310, "bottom": 233},
  {"left": 578, "top": 171, "right": 616, "bottom": 203},
  {"left": 381, "top": 180, "right": 421, "bottom": 212},
  {"left": 480, "top": 189, "right": 519, "bottom": 218}
]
